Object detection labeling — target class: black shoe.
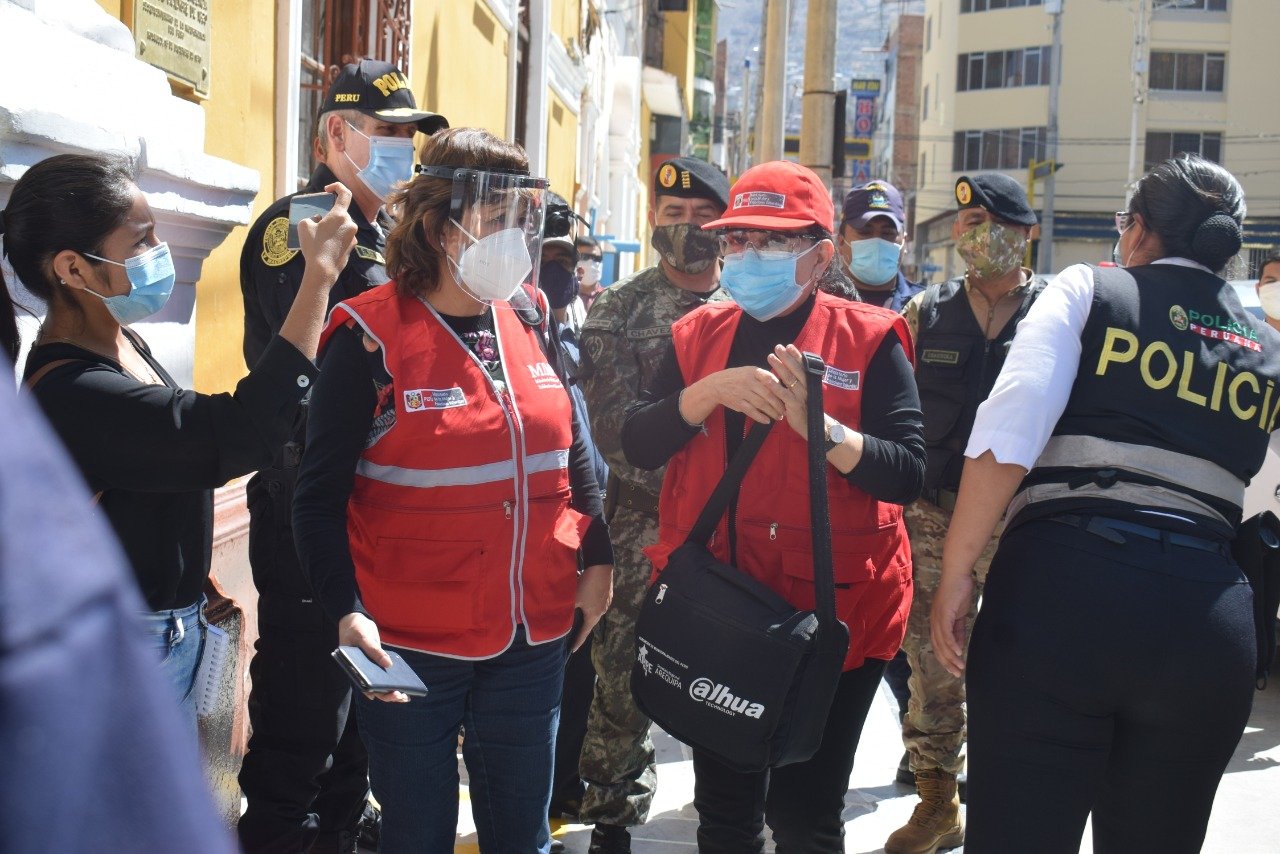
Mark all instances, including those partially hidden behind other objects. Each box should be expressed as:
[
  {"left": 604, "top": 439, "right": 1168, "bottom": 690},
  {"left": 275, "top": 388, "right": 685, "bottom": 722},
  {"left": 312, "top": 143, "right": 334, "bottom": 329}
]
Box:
[
  {"left": 588, "top": 823, "right": 632, "bottom": 853},
  {"left": 895, "top": 750, "right": 916, "bottom": 787},
  {"left": 356, "top": 801, "right": 381, "bottom": 851},
  {"left": 550, "top": 839, "right": 566, "bottom": 853},
  {"left": 549, "top": 793, "right": 583, "bottom": 821}
]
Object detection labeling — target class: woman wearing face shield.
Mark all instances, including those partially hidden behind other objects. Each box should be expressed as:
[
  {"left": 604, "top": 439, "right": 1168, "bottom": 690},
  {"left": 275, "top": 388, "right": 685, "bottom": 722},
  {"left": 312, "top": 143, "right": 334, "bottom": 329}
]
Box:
[
  {"left": 930, "top": 155, "right": 1278, "bottom": 851},
  {"left": 291, "top": 127, "right": 613, "bottom": 853},
  {"left": 0, "top": 154, "right": 358, "bottom": 727},
  {"left": 621, "top": 161, "right": 925, "bottom": 850}
]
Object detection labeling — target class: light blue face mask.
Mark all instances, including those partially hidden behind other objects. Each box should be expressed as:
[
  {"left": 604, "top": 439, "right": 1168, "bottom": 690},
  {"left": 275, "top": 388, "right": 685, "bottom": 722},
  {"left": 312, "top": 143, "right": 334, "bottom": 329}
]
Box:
[
  {"left": 720, "top": 243, "right": 819, "bottom": 322},
  {"left": 345, "top": 121, "right": 415, "bottom": 201},
  {"left": 83, "top": 242, "right": 176, "bottom": 325},
  {"left": 845, "top": 237, "right": 902, "bottom": 286}
]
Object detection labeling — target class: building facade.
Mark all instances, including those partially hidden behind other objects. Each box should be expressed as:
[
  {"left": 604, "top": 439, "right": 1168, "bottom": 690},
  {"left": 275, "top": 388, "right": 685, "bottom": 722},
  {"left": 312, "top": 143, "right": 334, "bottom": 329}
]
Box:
[
  {"left": 872, "top": 13, "right": 925, "bottom": 235},
  {"left": 913, "top": 0, "right": 1280, "bottom": 282}
]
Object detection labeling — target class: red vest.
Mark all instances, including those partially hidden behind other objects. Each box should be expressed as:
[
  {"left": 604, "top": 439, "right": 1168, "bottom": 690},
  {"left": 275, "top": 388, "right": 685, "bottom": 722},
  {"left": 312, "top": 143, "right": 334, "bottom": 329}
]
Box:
[
  {"left": 321, "top": 284, "right": 587, "bottom": 658},
  {"left": 646, "top": 293, "right": 914, "bottom": 670}
]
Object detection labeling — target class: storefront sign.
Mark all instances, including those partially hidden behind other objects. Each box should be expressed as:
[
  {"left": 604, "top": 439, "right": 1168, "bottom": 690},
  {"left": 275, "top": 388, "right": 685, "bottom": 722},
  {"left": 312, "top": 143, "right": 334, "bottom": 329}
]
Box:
[{"left": 135, "top": 0, "right": 211, "bottom": 96}]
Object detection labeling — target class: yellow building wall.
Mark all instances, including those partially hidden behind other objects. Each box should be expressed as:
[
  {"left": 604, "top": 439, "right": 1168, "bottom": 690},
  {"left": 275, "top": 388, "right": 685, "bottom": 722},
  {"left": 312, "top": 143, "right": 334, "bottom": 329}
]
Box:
[
  {"left": 551, "top": 0, "right": 580, "bottom": 46},
  {"left": 662, "top": 6, "right": 696, "bottom": 119},
  {"left": 545, "top": 92, "right": 578, "bottom": 201},
  {"left": 411, "top": 0, "right": 511, "bottom": 137}
]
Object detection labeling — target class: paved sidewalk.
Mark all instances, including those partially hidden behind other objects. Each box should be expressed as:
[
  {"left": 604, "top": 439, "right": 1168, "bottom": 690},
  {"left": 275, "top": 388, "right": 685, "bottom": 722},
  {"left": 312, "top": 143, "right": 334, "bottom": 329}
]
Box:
[{"left": 447, "top": 672, "right": 1280, "bottom": 852}]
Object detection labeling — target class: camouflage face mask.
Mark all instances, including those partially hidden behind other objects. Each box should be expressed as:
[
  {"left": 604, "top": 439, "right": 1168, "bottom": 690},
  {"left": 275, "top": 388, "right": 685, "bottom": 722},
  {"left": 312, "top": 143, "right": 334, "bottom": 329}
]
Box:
[
  {"left": 956, "top": 221, "right": 1027, "bottom": 280},
  {"left": 651, "top": 223, "right": 720, "bottom": 275}
]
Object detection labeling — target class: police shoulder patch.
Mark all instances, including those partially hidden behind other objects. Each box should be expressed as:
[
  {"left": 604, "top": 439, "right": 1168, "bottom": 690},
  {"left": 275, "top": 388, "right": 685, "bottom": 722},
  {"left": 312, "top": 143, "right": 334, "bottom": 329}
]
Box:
[
  {"left": 261, "top": 217, "right": 299, "bottom": 267},
  {"left": 354, "top": 245, "right": 386, "bottom": 265}
]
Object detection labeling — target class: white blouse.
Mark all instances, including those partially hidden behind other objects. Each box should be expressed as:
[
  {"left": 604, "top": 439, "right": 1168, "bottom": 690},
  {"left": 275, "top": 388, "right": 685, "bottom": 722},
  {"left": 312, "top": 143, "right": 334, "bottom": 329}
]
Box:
[{"left": 964, "top": 258, "right": 1214, "bottom": 469}]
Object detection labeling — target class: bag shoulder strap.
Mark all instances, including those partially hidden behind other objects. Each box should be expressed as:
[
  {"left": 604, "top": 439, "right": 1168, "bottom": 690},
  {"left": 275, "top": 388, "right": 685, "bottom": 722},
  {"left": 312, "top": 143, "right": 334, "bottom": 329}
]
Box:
[
  {"left": 687, "top": 419, "right": 774, "bottom": 546},
  {"left": 802, "top": 353, "right": 838, "bottom": 645},
  {"left": 24, "top": 358, "right": 87, "bottom": 390}
]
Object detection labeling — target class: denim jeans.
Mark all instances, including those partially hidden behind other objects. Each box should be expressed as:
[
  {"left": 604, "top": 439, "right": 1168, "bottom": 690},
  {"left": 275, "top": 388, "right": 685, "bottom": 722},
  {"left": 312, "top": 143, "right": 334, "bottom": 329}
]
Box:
[
  {"left": 355, "top": 626, "right": 568, "bottom": 853},
  {"left": 140, "top": 596, "right": 208, "bottom": 731}
]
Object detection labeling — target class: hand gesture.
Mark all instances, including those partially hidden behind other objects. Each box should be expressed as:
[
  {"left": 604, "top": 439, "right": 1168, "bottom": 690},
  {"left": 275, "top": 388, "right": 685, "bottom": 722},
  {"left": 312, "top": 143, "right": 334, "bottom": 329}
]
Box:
[
  {"left": 572, "top": 564, "right": 614, "bottom": 652},
  {"left": 338, "top": 612, "right": 410, "bottom": 703},
  {"left": 765, "top": 344, "right": 810, "bottom": 439},
  {"left": 709, "top": 366, "right": 786, "bottom": 424},
  {"left": 298, "top": 182, "right": 358, "bottom": 283}
]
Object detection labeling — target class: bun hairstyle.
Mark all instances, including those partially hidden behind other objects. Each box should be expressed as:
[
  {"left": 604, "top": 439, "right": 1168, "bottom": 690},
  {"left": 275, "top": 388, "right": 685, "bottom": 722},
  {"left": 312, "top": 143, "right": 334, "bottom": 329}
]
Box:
[{"left": 1128, "top": 154, "right": 1245, "bottom": 273}]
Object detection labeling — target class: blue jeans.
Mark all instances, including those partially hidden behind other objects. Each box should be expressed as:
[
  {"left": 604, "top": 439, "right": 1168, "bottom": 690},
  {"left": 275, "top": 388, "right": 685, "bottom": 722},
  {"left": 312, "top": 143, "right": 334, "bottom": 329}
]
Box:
[
  {"left": 355, "top": 626, "right": 567, "bottom": 853},
  {"left": 140, "top": 597, "right": 207, "bottom": 730}
]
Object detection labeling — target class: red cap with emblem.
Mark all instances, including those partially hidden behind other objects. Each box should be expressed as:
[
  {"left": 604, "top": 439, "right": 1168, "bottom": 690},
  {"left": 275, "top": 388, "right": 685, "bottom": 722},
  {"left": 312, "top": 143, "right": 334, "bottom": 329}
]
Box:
[{"left": 702, "top": 160, "right": 835, "bottom": 233}]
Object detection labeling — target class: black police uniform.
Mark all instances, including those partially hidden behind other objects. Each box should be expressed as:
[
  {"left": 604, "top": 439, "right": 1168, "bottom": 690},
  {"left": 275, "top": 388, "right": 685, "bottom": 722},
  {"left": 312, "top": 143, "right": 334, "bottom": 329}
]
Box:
[
  {"left": 915, "top": 274, "right": 1046, "bottom": 503},
  {"left": 964, "top": 263, "right": 1280, "bottom": 850},
  {"left": 236, "top": 163, "right": 388, "bottom": 854}
]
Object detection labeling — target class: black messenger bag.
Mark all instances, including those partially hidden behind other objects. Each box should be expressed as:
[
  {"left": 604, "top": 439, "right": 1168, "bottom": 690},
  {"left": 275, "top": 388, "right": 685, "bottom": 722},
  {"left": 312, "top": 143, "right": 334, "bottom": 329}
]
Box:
[{"left": 631, "top": 353, "right": 850, "bottom": 773}]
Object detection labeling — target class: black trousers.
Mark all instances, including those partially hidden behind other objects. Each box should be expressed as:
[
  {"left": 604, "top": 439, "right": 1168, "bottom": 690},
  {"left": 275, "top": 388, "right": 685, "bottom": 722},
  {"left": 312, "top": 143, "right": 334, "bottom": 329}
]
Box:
[
  {"left": 691, "top": 658, "right": 888, "bottom": 853},
  {"left": 965, "top": 518, "right": 1255, "bottom": 854},
  {"left": 551, "top": 632, "right": 595, "bottom": 809},
  {"left": 237, "top": 597, "right": 369, "bottom": 853}
]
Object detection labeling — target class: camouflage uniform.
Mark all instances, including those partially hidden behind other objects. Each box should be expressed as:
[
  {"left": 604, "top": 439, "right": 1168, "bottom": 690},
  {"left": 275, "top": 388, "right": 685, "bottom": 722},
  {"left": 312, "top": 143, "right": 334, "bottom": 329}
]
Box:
[
  {"left": 900, "top": 499, "right": 1001, "bottom": 775},
  {"left": 576, "top": 264, "right": 727, "bottom": 826}
]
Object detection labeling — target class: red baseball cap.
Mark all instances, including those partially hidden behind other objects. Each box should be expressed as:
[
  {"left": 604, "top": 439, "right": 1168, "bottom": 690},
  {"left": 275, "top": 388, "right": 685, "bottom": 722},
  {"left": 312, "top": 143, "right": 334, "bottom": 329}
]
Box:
[{"left": 702, "top": 161, "right": 835, "bottom": 233}]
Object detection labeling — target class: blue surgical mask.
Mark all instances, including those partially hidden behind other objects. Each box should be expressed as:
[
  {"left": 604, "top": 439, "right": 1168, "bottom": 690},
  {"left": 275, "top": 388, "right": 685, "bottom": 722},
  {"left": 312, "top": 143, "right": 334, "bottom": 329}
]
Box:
[
  {"left": 721, "top": 243, "right": 818, "bottom": 322},
  {"left": 83, "top": 242, "right": 176, "bottom": 324},
  {"left": 345, "top": 121, "right": 415, "bottom": 201},
  {"left": 845, "top": 237, "right": 902, "bottom": 286}
]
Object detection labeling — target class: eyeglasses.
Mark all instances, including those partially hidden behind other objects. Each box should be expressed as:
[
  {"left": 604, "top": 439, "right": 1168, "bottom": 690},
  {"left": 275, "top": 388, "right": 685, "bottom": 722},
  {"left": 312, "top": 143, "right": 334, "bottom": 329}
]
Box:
[
  {"left": 579, "top": 253, "right": 603, "bottom": 262},
  {"left": 1115, "top": 210, "right": 1133, "bottom": 234},
  {"left": 717, "top": 229, "right": 823, "bottom": 255}
]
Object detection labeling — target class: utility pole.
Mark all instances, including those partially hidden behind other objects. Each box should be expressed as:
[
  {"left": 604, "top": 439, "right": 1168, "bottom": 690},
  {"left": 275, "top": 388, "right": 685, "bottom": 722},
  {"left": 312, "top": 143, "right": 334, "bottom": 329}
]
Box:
[
  {"left": 737, "top": 59, "right": 752, "bottom": 176},
  {"left": 799, "top": 0, "right": 838, "bottom": 187},
  {"left": 1040, "top": 0, "right": 1063, "bottom": 274},
  {"left": 756, "top": 0, "right": 789, "bottom": 163},
  {"left": 1127, "top": 0, "right": 1150, "bottom": 189}
]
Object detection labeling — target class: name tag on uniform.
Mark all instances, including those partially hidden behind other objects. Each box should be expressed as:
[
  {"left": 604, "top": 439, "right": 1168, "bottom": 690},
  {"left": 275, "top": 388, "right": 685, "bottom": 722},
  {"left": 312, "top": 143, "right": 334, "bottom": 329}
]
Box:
[
  {"left": 404, "top": 387, "right": 467, "bottom": 411},
  {"left": 355, "top": 246, "right": 386, "bottom": 265},
  {"left": 823, "top": 366, "right": 861, "bottom": 391},
  {"left": 921, "top": 348, "right": 961, "bottom": 365}
]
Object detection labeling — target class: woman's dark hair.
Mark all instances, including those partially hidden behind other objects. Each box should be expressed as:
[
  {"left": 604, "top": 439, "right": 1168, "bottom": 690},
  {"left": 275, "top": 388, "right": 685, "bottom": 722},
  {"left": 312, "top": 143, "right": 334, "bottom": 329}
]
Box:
[
  {"left": 386, "top": 128, "right": 529, "bottom": 296},
  {"left": 1261, "top": 247, "right": 1280, "bottom": 277},
  {"left": 0, "top": 153, "right": 138, "bottom": 360},
  {"left": 1128, "top": 154, "right": 1246, "bottom": 273}
]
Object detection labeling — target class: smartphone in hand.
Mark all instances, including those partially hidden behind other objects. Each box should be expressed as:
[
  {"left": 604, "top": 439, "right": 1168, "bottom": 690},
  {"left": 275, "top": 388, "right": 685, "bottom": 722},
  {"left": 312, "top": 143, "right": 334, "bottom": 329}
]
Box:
[
  {"left": 287, "top": 191, "right": 338, "bottom": 250},
  {"left": 331, "top": 645, "right": 428, "bottom": 697}
]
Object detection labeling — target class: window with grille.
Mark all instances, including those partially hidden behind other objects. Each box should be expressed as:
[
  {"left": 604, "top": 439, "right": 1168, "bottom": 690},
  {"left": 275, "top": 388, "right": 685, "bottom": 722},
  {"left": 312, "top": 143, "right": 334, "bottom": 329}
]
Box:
[
  {"left": 961, "top": 0, "right": 1043, "bottom": 12},
  {"left": 297, "top": 0, "right": 412, "bottom": 185},
  {"left": 1149, "top": 51, "right": 1226, "bottom": 93},
  {"left": 1144, "top": 131, "right": 1223, "bottom": 171},
  {"left": 953, "top": 127, "right": 1046, "bottom": 172}
]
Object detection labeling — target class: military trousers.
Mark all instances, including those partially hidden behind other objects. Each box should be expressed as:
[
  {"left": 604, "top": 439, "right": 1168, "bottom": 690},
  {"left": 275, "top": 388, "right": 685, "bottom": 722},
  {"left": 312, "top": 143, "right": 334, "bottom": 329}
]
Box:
[
  {"left": 900, "top": 497, "right": 1000, "bottom": 776},
  {"left": 578, "top": 506, "right": 659, "bottom": 826}
]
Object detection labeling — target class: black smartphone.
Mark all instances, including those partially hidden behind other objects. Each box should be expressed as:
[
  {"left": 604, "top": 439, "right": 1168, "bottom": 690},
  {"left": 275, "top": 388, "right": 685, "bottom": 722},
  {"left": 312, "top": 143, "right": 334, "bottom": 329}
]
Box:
[
  {"left": 287, "top": 192, "right": 337, "bottom": 250},
  {"left": 331, "top": 645, "right": 428, "bottom": 697}
]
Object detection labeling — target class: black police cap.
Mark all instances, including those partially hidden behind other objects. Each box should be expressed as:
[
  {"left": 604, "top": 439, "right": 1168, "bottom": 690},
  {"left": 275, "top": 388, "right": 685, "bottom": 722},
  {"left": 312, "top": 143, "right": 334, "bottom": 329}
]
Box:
[
  {"left": 653, "top": 157, "right": 729, "bottom": 211},
  {"left": 954, "top": 173, "right": 1037, "bottom": 227},
  {"left": 320, "top": 60, "right": 450, "bottom": 135}
]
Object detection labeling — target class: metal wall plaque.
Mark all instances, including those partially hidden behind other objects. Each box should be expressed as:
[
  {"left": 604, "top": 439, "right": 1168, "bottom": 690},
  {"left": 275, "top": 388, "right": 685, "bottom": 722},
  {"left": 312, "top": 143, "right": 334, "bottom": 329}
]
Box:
[{"left": 135, "top": 0, "right": 211, "bottom": 96}]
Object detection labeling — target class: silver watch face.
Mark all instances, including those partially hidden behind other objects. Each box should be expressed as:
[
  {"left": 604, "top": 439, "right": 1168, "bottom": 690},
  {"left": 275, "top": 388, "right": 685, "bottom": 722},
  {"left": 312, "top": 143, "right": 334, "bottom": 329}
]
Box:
[{"left": 827, "top": 422, "right": 846, "bottom": 445}]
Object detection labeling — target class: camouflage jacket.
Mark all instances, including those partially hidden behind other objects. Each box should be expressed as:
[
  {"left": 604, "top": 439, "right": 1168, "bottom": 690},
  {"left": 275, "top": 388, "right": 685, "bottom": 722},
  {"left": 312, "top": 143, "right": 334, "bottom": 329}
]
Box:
[{"left": 578, "top": 265, "right": 729, "bottom": 495}]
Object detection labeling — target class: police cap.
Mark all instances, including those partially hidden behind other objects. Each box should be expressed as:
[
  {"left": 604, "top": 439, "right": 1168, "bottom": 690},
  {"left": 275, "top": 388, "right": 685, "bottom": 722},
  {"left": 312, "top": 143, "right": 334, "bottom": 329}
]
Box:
[
  {"left": 321, "top": 59, "right": 450, "bottom": 135},
  {"left": 954, "top": 173, "right": 1037, "bottom": 227},
  {"left": 653, "top": 157, "right": 730, "bottom": 211}
]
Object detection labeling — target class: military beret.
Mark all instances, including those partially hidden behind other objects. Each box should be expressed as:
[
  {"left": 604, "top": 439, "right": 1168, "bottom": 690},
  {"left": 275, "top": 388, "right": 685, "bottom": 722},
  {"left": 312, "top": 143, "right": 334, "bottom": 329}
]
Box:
[
  {"left": 954, "top": 173, "right": 1037, "bottom": 227},
  {"left": 653, "top": 157, "right": 730, "bottom": 211}
]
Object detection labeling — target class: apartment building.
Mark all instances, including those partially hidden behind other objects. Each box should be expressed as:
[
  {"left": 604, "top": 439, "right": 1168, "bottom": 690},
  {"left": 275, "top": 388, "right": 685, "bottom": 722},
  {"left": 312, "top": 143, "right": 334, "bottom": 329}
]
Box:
[{"left": 913, "top": 0, "right": 1280, "bottom": 282}]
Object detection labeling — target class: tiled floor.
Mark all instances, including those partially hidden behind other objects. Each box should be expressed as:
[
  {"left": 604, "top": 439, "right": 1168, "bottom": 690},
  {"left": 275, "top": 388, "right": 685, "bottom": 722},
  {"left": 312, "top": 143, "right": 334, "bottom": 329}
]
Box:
[{"left": 448, "top": 673, "right": 1280, "bottom": 853}]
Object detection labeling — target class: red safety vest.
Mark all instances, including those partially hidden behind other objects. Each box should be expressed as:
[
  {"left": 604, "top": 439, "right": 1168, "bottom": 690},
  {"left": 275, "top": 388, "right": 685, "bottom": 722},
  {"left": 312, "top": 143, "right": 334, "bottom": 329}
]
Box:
[
  {"left": 321, "top": 284, "right": 587, "bottom": 658},
  {"left": 646, "top": 292, "right": 915, "bottom": 670}
]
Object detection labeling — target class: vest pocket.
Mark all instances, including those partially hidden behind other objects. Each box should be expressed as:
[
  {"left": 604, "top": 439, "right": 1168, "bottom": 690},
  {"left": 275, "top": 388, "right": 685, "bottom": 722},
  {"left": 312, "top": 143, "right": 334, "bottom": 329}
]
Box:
[
  {"left": 365, "top": 534, "right": 487, "bottom": 632},
  {"left": 779, "top": 544, "right": 874, "bottom": 633},
  {"left": 522, "top": 499, "right": 588, "bottom": 625}
]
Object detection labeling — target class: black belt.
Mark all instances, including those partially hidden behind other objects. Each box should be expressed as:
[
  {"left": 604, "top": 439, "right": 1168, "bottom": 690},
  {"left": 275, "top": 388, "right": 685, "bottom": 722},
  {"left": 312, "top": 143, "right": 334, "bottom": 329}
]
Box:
[{"left": 1047, "top": 514, "right": 1229, "bottom": 556}]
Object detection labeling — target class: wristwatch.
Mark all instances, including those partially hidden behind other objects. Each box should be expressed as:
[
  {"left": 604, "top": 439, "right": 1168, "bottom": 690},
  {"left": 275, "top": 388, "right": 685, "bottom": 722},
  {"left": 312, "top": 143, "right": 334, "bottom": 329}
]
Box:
[{"left": 824, "top": 419, "right": 847, "bottom": 453}]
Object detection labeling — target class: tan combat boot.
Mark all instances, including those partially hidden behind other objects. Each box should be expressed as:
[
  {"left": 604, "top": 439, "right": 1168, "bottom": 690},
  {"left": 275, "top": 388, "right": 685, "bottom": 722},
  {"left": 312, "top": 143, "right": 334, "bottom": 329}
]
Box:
[{"left": 883, "top": 768, "right": 964, "bottom": 854}]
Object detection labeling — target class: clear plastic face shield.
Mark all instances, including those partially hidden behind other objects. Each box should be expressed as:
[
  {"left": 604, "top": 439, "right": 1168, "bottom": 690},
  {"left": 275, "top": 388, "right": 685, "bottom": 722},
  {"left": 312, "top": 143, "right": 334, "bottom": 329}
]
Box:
[{"left": 417, "top": 165, "right": 548, "bottom": 312}]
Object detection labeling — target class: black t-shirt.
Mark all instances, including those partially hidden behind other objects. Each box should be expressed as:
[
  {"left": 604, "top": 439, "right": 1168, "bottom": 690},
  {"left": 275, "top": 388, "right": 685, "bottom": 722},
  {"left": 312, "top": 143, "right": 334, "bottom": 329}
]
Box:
[{"left": 24, "top": 333, "right": 317, "bottom": 611}]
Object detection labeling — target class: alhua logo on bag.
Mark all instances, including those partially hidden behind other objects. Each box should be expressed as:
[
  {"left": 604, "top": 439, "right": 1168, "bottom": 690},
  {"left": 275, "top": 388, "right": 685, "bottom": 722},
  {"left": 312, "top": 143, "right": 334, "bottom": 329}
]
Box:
[{"left": 689, "top": 677, "right": 765, "bottom": 719}]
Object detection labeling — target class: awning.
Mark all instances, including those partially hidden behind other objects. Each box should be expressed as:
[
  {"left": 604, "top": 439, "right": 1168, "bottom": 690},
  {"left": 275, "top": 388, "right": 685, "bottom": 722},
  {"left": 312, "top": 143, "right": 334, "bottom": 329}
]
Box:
[{"left": 642, "top": 67, "right": 684, "bottom": 118}]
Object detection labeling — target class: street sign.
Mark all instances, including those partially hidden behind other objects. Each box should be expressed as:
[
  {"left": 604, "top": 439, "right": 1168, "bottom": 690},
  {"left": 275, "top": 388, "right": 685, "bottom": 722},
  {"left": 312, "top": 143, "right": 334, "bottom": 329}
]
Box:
[
  {"left": 854, "top": 115, "right": 872, "bottom": 135},
  {"left": 851, "top": 159, "right": 872, "bottom": 183},
  {"left": 850, "top": 79, "right": 882, "bottom": 94},
  {"left": 855, "top": 97, "right": 875, "bottom": 116}
]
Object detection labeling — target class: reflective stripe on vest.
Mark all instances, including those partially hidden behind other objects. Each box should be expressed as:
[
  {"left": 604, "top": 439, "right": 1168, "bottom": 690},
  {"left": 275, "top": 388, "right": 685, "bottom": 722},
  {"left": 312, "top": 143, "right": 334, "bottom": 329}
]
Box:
[
  {"left": 356, "top": 448, "right": 570, "bottom": 489},
  {"left": 1008, "top": 434, "right": 1246, "bottom": 527}
]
